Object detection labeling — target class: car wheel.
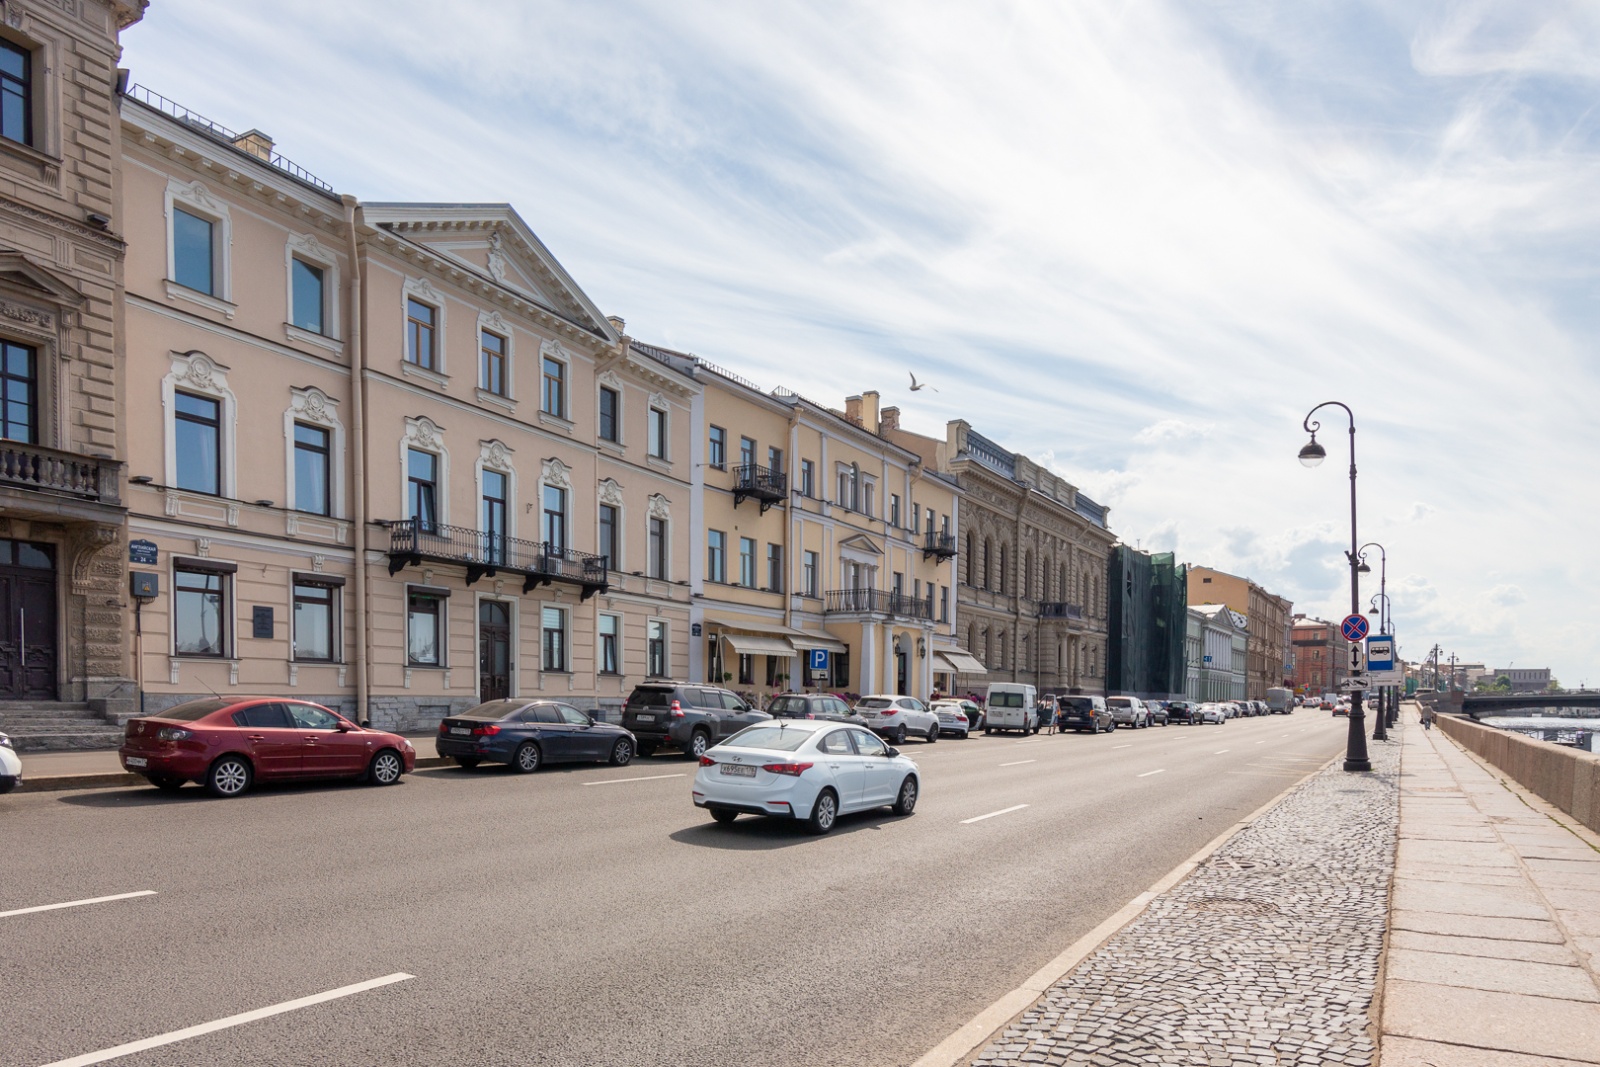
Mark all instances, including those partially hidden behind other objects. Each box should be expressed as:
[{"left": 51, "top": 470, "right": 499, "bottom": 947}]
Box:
[
  {"left": 926, "top": 724, "right": 939, "bottom": 743},
  {"left": 688, "top": 730, "right": 711, "bottom": 760},
  {"left": 893, "top": 725, "right": 907, "bottom": 746},
  {"left": 609, "top": 738, "right": 634, "bottom": 766},
  {"left": 893, "top": 775, "right": 918, "bottom": 816},
  {"left": 806, "top": 789, "right": 839, "bottom": 835},
  {"left": 147, "top": 774, "right": 184, "bottom": 792},
  {"left": 513, "top": 741, "right": 542, "bottom": 774},
  {"left": 454, "top": 757, "right": 480, "bottom": 769},
  {"left": 205, "top": 755, "right": 252, "bottom": 799},
  {"left": 710, "top": 807, "right": 737, "bottom": 825},
  {"left": 368, "top": 749, "right": 403, "bottom": 786},
  {"left": 984, "top": 726, "right": 993, "bottom": 735},
  {"left": 637, "top": 742, "right": 658, "bottom": 757}
]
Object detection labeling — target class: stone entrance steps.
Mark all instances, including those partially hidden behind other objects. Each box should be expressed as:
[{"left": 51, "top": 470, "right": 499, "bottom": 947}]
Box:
[{"left": 0, "top": 702, "right": 124, "bottom": 752}]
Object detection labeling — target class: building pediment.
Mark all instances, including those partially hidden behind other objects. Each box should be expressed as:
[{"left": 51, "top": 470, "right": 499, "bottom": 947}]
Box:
[
  {"left": 837, "top": 533, "right": 883, "bottom": 557},
  {"left": 0, "top": 252, "right": 85, "bottom": 308}
]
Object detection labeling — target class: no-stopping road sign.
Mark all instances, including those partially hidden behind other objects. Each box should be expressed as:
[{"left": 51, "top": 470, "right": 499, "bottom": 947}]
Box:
[{"left": 1341, "top": 614, "right": 1370, "bottom": 643}]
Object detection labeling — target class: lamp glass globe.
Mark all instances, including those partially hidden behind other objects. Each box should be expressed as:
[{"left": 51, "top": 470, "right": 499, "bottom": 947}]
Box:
[{"left": 1298, "top": 440, "right": 1326, "bottom": 467}]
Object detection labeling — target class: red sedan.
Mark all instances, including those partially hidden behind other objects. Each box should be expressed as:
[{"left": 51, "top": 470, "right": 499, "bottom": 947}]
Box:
[{"left": 119, "top": 698, "right": 416, "bottom": 797}]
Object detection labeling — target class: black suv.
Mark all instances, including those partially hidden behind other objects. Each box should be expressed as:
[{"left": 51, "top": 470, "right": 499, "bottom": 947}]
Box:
[
  {"left": 766, "top": 692, "right": 867, "bottom": 727},
  {"left": 1165, "top": 700, "right": 1201, "bottom": 725},
  {"left": 621, "top": 682, "right": 771, "bottom": 759}
]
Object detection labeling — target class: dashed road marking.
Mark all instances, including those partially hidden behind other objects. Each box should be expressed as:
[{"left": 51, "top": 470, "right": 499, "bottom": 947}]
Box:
[
  {"left": 0, "top": 890, "right": 157, "bottom": 920},
  {"left": 583, "top": 773, "right": 686, "bottom": 786},
  {"left": 962, "top": 803, "right": 1029, "bottom": 825},
  {"left": 1136, "top": 769, "right": 1166, "bottom": 778},
  {"left": 999, "top": 759, "right": 1037, "bottom": 767},
  {"left": 1113, "top": 744, "right": 1132, "bottom": 749},
  {"left": 39, "top": 973, "right": 417, "bottom": 1067},
  {"left": 1214, "top": 750, "right": 1230, "bottom": 755}
]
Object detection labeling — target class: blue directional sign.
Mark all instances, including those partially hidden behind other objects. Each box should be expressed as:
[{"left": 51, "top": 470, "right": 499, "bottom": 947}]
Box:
[
  {"left": 1340, "top": 614, "right": 1370, "bottom": 643},
  {"left": 1365, "top": 636, "right": 1395, "bottom": 673},
  {"left": 808, "top": 648, "right": 830, "bottom": 673}
]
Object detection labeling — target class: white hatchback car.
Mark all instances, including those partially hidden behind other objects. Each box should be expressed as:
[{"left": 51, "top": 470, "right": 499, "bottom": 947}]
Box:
[
  {"left": 0, "top": 732, "right": 21, "bottom": 794},
  {"left": 854, "top": 695, "right": 940, "bottom": 745},
  {"left": 692, "top": 720, "right": 920, "bottom": 834}
]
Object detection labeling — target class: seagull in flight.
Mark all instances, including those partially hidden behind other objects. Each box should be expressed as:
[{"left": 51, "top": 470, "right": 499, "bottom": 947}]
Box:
[{"left": 909, "top": 372, "right": 938, "bottom": 393}]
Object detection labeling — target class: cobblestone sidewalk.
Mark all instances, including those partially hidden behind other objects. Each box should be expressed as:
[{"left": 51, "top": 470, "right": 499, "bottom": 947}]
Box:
[{"left": 970, "top": 735, "right": 1401, "bottom": 1067}]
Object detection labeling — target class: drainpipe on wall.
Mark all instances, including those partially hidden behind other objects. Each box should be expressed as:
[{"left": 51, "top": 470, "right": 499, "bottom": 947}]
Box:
[
  {"left": 341, "top": 196, "right": 369, "bottom": 721},
  {"left": 784, "top": 410, "right": 799, "bottom": 633}
]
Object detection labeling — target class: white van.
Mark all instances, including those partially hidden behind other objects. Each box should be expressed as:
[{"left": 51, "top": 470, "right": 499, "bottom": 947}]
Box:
[
  {"left": 985, "top": 683, "right": 1039, "bottom": 735},
  {"left": 1266, "top": 687, "right": 1293, "bottom": 714}
]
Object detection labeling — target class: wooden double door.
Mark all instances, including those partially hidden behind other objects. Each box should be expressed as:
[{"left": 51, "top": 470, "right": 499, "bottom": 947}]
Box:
[
  {"left": 478, "top": 600, "right": 512, "bottom": 702},
  {"left": 0, "top": 539, "right": 57, "bottom": 700}
]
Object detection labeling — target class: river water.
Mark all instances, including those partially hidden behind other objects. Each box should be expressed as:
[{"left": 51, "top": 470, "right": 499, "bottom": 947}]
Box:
[{"left": 1481, "top": 714, "right": 1600, "bottom": 753}]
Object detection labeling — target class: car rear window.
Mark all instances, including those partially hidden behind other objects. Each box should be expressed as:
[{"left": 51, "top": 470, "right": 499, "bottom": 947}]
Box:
[
  {"left": 626, "top": 687, "right": 674, "bottom": 708},
  {"left": 769, "top": 697, "right": 807, "bottom": 715},
  {"left": 1059, "top": 698, "right": 1096, "bottom": 712},
  {"left": 722, "top": 724, "right": 814, "bottom": 752},
  {"left": 1107, "top": 698, "right": 1134, "bottom": 708},
  {"left": 857, "top": 698, "right": 892, "bottom": 710},
  {"left": 156, "top": 698, "right": 232, "bottom": 721},
  {"left": 991, "top": 693, "right": 1023, "bottom": 707}
]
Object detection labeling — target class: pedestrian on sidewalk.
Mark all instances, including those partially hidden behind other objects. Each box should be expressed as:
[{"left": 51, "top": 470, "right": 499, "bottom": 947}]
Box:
[{"left": 1421, "top": 706, "right": 1433, "bottom": 731}]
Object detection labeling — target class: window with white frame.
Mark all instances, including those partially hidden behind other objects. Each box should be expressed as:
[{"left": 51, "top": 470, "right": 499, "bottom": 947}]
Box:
[
  {"left": 862, "top": 478, "right": 875, "bottom": 519},
  {"left": 408, "top": 449, "right": 440, "bottom": 532},
  {"left": 407, "top": 298, "right": 438, "bottom": 370},
  {"left": 293, "top": 423, "right": 330, "bottom": 515},
  {"left": 648, "top": 517, "right": 668, "bottom": 579},
  {"left": 407, "top": 589, "right": 445, "bottom": 666},
  {"left": 889, "top": 493, "right": 901, "bottom": 527},
  {"left": 541, "top": 351, "right": 566, "bottom": 417},
  {"left": 481, "top": 330, "right": 507, "bottom": 396},
  {"left": 174, "top": 563, "right": 230, "bottom": 657},
  {"left": 802, "top": 550, "right": 819, "bottom": 597},
  {"left": 708, "top": 426, "right": 726, "bottom": 469},
  {"left": 598, "top": 503, "right": 619, "bottom": 570},
  {"left": 647, "top": 406, "right": 668, "bottom": 459},
  {"left": 739, "top": 537, "right": 756, "bottom": 587},
  {"left": 164, "top": 353, "right": 237, "bottom": 499},
  {"left": 0, "top": 39, "right": 33, "bottom": 147},
  {"left": 292, "top": 579, "right": 339, "bottom": 662},
  {"left": 543, "top": 484, "right": 567, "bottom": 553},
  {"left": 599, "top": 614, "right": 621, "bottom": 674},
  {"left": 647, "top": 619, "right": 667, "bottom": 677},
  {"left": 542, "top": 606, "right": 567, "bottom": 671},
  {"left": 707, "top": 530, "right": 727, "bottom": 583},
  {"left": 599, "top": 386, "right": 620, "bottom": 442},
  {"left": 767, "top": 544, "right": 783, "bottom": 592}
]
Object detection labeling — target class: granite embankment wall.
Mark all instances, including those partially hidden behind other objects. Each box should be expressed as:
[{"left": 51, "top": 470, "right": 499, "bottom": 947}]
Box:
[{"left": 1437, "top": 713, "right": 1600, "bottom": 833}]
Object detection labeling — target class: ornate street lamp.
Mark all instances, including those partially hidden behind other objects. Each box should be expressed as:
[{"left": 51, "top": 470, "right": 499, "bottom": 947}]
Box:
[
  {"left": 1300, "top": 401, "right": 1370, "bottom": 772},
  {"left": 1358, "top": 542, "right": 1389, "bottom": 741}
]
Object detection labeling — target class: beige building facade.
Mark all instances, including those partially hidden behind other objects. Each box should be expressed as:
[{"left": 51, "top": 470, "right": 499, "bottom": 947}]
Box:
[
  {"left": 119, "top": 88, "right": 697, "bottom": 729},
  {"left": 886, "top": 417, "right": 1114, "bottom": 696},
  {"left": 1186, "top": 565, "right": 1293, "bottom": 699},
  {"left": 0, "top": 0, "right": 144, "bottom": 718}
]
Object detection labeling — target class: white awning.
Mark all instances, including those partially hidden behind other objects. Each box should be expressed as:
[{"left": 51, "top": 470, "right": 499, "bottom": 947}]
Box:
[
  {"left": 934, "top": 649, "right": 987, "bottom": 674},
  {"left": 721, "top": 633, "right": 797, "bottom": 657},
  {"left": 791, "top": 633, "right": 849, "bottom": 654}
]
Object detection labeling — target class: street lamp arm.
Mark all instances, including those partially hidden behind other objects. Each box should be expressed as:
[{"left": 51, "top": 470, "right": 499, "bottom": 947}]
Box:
[{"left": 1302, "top": 400, "right": 1355, "bottom": 437}]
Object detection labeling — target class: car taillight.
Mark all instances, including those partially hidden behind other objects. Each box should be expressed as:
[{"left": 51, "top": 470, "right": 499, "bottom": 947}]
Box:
[
  {"left": 805, "top": 713, "right": 814, "bottom": 719},
  {"left": 438, "top": 721, "right": 448, "bottom": 733},
  {"left": 763, "top": 762, "right": 813, "bottom": 776},
  {"left": 470, "top": 724, "right": 500, "bottom": 737},
  {"left": 156, "top": 727, "right": 191, "bottom": 741},
  {"left": 881, "top": 709, "right": 897, "bottom": 716},
  {"left": 699, "top": 755, "right": 716, "bottom": 767},
  {"left": 670, "top": 700, "right": 685, "bottom": 718}
]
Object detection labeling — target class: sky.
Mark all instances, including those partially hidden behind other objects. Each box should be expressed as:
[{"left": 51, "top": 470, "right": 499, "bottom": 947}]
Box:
[{"left": 121, "top": 1, "right": 1600, "bottom": 686}]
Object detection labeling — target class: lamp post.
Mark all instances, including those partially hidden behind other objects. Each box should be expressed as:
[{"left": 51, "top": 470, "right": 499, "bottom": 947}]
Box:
[
  {"left": 1300, "top": 401, "right": 1371, "bottom": 772},
  {"left": 1357, "top": 542, "right": 1389, "bottom": 741}
]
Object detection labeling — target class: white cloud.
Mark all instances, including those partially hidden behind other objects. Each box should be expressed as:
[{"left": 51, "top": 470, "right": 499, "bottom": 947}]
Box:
[{"left": 120, "top": 0, "right": 1600, "bottom": 683}]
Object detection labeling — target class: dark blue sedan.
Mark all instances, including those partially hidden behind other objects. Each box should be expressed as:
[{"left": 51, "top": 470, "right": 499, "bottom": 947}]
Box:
[{"left": 436, "top": 700, "right": 636, "bottom": 773}]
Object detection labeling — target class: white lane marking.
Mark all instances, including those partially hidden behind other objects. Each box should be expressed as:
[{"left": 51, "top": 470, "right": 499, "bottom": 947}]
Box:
[
  {"left": 582, "top": 773, "right": 686, "bottom": 786},
  {"left": 999, "top": 759, "right": 1036, "bottom": 767},
  {"left": 0, "top": 890, "right": 156, "bottom": 920},
  {"left": 1214, "top": 750, "right": 1230, "bottom": 755},
  {"left": 1255, "top": 740, "right": 1268, "bottom": 745},
  {"left": 39, "top": 973, "right": 416, "bottom": 1067},
  {"left": 1112, "top": 744, "right": 1132, "bottom": 749},
  {"left": 1013, "top": 739, "right": 1039, "bottom": 745},
  {"left": 1136, "top": 769, "right": 1166, "bottom": 778},
  {"left": 962, "top": 803, "right": 1029, "bottom": 824}
]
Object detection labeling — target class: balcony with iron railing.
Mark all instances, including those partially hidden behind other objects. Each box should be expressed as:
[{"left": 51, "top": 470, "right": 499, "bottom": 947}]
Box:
[
  {"left": 1039, "top": 602, "right": 1086, "bottom": 621},
  {"left": 386, "top": 520, "right": 607, "bottom": 598},
  {"left": 922, "top": 530, "right": 956, "bottom": 560},
  {"left": 824, "top": 587, "right": 934, "bottom": 621},
  {"left": 733, "top": 463, "right": 786, "bottom": 513}
]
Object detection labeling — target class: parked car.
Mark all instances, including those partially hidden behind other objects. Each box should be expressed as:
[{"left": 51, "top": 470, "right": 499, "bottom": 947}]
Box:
[
  {"left": 1147, "top": 701, "right": 1170, "bottom": 726},
  {"left": 985, "top": 682, "right": 1040, "bottom": 735},
  {"left": 620, "top": 682, "right": 771, "bottom": 759},
  {"left": 930, "top": 699, "right": 978, "bottom": 738},
  {"left": 0, "top": 732, "right": 19, "bottom": 794},
  {"left": 767, "top": 692, "right": 867, "bottom": 727},
  {"left": 1165, "top": 700, "right": 1201, "bottom": 725},
  {"left": 1106, "top": 695, "right": 1149, "bottom": 729},
  {"left": 692, "top": 719, "right": 919, "bottom": 834},
  {"left": 1197, "top": 702, "right": 1228, "bottom": 724},
  {"left": 1056, "top": 695, "right": 1113, "bottom": 733},
  {"left": 118, "top": 697, "right": 416, "bottom": 798},
  {"left": 855, "top": 695, "right": 940, "bottom": 745},
  {"left": 436, "top": 699, "right": 637, "bottom": 772}
]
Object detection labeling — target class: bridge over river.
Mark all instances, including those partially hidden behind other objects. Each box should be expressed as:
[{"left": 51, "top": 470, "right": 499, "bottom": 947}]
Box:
[{"left": 1429, "top": 690, "right": 1600, "bottom": 718}]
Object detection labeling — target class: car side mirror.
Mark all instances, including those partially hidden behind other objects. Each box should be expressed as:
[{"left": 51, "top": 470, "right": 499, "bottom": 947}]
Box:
[
  {"left": 884, "top": 746, "right": 899, "bottom": 758},
  {"left": 336, "top": 721, "right": 353, "bottom": 732}
]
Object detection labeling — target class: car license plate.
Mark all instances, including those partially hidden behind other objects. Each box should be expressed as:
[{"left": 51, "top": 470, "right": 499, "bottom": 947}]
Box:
[
  {"left": 125, "top": 756, "right": 147, "bottom": 768},
  {"left": 449, "top": 727, "right": 472, "bottom": 736},
  {"left": 720, "top": 764, "right": 756, "bottom": 777},
  {"left": 635, "top": 713, "right": 655, "bottom": 723}
]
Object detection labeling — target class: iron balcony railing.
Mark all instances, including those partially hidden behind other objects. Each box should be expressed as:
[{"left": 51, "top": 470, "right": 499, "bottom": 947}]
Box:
[
  {"left": 0, "top": 442, "right": 121, "bottom": 505},
  {"left": 922, "top": 530, "right": 956, "bottom": 560},
  {"left": 386, "top": 520, "right": 607, "bottom": 597},
  {"left": 824, "top": 588, "right": 934, "bottom": 621},
  {"left": 1039, "top": 602, "right": 1085, "bottom": 621},
  {"left": 733, "top": 463, "right": 787, "bottom": 513}
]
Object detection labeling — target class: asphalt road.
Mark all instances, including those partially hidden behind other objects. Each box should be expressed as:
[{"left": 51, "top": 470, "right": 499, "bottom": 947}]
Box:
[{"left": 2, "top": 710, "right": 1351, "bottom": 1067}]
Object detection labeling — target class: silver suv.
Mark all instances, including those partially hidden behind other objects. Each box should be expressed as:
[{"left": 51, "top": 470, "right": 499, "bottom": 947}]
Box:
[{"left": 1106, "top": 695, "right": 1149, "bottom": 729}]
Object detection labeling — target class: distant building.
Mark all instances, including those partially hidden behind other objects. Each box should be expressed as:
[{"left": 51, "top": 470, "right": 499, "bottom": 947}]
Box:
[
  {"left": 1186, "top": 566, "right": 1293, "bottom": 700},
  {"left": 1107, "top": 548, "right": 1187, "bottom": 699},
  {"left": 1189, "top": 604, "right": 1244, "bottom": 701},
  {"left": 1488, "top": 667, "right": 1552, "bottom": 694},
  {"left": 1291, "top": 616, "right": 1343, "bottom": 694}
]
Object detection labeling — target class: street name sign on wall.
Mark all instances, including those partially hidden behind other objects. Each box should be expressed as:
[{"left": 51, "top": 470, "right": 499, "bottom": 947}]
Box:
[
  {"left": 1341, "top": 614, "right": 1370, "bottom": 642},
  {"left": 128, "top": 539, "right": 157, "bottom": 565}
]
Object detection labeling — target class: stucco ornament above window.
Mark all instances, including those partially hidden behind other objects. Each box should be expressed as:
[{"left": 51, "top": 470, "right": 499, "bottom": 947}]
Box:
[
  {"left": 480, "top": 439, "right": 514, "bottom": 471},
  {"left": 647, "top": 493, "right": 671, "bottom": 520},
  {"left": 542, "top": 456, "right": 572, "bottom": 490},
  {"left": 598, "top": 478, "right": 624, "bottom": 507}
]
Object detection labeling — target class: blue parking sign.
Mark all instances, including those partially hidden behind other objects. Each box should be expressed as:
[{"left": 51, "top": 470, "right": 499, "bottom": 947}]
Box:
[{"left": 808, "top": 648, "right": 830, "bottom": 673}]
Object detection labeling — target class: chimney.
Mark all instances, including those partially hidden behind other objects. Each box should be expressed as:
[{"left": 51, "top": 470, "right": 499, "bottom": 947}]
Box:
[
  {"left": 606, "top": 315, "right": 626, "bottom": 334},
  {"left": 231, "top": 129, "right": 275, "bottom": 161},
  {"left": 844, "top": 394, "right": 863, "bottom": 427},
  {"left": 879, "top": 406, "right": 900, "bottom": 433},
  {"left": 860, "top": 390, "right": 880, "bottom": 433}
]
